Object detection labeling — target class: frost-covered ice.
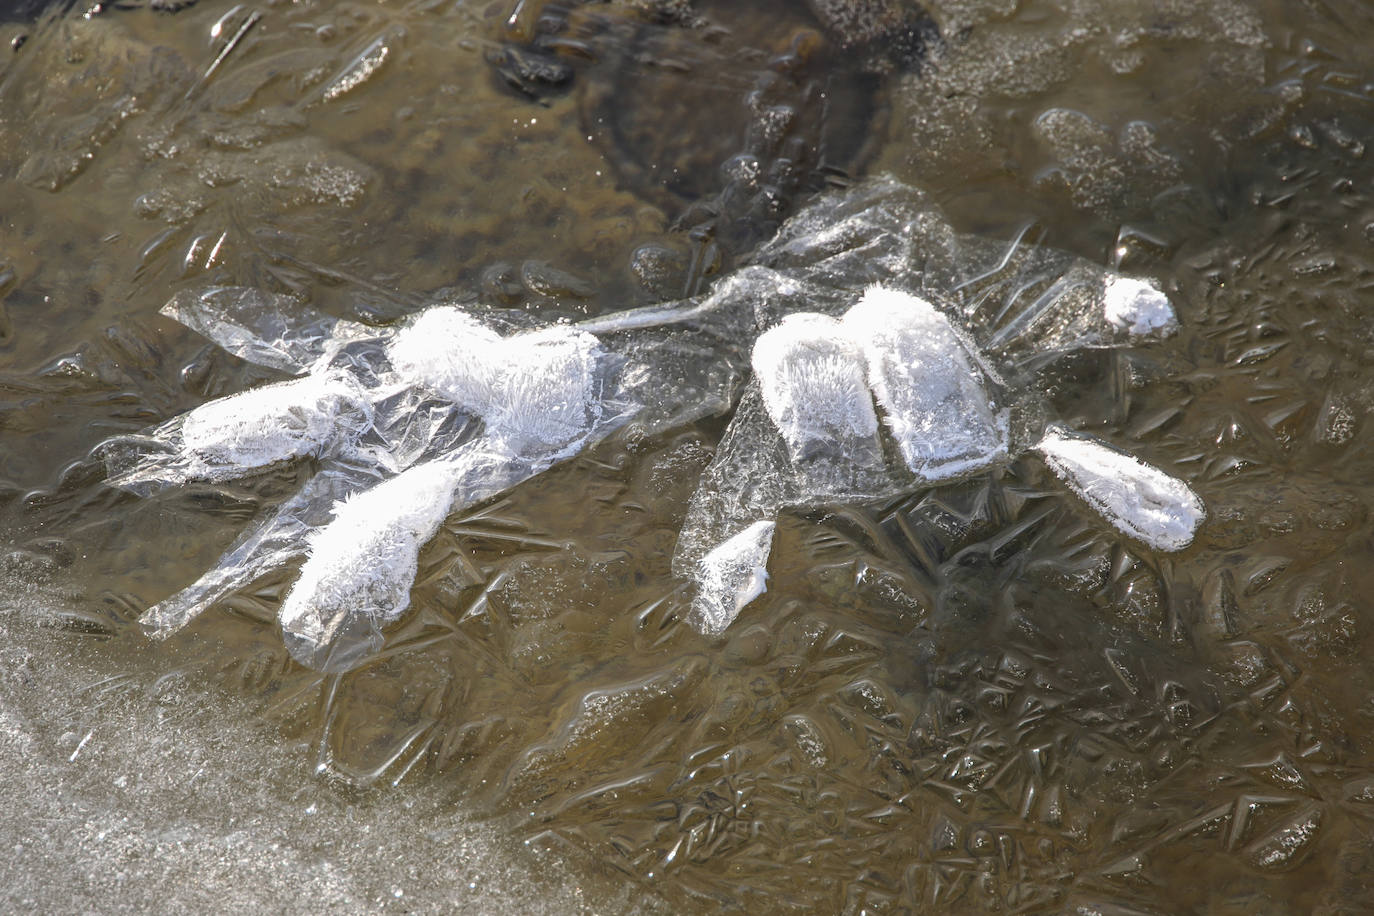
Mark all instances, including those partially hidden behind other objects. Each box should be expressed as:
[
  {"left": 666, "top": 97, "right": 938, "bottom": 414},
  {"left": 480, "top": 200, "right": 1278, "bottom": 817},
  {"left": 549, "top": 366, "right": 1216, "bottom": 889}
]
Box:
[
  {"left": 668, "top": 179, "right": 1202, "bottom": 634},
  {"left": 387, "top": 310, "right": 604, "bottom": 453},
  {"left": 1103, "top": 275, "right": 1177, "bottom": 336},
  {"left": 752, "top": 313, "right": 882, "bottom": 480},
  {"left": 180, "top": 371, "right": 370, "bottom": 473},
  {"left": 1034, "top": 426, "right": 1206, "bottom": 552},
  {"left": 100, "top": 176, "right": 1205, "bottom": 663},
  {"left": 690, "top": 520, "right": 775, "bottom": 636},
  {"left": 843, "top": 286, "right": 1008, "bottom": 480}
]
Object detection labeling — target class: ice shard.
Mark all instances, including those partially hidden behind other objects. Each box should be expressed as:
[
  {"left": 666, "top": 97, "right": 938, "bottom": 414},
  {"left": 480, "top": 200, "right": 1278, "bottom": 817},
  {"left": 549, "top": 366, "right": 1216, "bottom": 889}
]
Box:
[{"left": 689, "top": 520, "right": 775, "bottom": 637}]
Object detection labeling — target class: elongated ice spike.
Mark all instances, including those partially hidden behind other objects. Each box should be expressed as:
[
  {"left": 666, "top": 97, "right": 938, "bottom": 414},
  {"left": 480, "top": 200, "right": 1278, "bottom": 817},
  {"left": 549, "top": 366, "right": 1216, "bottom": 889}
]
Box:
[
  {"left": 1033, "top": 425, "right": 1204, "bottom": 551},
  {"left": 277, "top": 444, "right": 536, "bottom": 672},
  {"left": 139, "top": 466, "right": 375, "bottom": 637},
  {"left": 843, "top": 286, "right": 1008, "bottom": 480},
  {"left": 690, "top": 520, "right": 776, "bottom": 636},
  {"left": 278, "top": 458, "right": 465, "bottom": 672}
]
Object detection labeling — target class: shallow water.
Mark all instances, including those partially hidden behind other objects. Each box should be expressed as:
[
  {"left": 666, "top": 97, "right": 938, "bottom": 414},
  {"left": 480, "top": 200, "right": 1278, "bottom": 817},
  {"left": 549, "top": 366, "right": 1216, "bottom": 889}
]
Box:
[{"left": 3, "top": 0, "right": 1374, "bottom": 912}]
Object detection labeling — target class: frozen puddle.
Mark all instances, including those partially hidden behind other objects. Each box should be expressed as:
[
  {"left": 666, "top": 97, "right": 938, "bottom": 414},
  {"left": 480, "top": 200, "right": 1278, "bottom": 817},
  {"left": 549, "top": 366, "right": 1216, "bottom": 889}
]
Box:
[{"left": 98, "top": 177, "right": 1204, "bottom": 668}]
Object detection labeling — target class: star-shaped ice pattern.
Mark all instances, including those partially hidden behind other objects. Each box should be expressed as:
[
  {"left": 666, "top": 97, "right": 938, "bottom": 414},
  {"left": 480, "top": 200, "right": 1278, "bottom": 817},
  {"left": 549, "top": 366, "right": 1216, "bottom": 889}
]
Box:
[{"left": 98, "top": 177, "right": 1204, "bottom": 670}]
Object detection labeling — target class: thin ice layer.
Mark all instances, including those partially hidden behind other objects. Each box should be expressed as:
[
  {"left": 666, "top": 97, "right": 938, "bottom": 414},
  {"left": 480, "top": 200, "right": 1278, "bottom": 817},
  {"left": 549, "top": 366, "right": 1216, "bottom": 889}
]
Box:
[
  {"left": 751, "top": 312, "right": 883, "bottom": 487},
  {"left": 1034, "top": 425, "right": 1205, "bottom": 551},
  {"left": 690, "top": 520, "right": 775, "bottom": 637},
  {"left": 843, "top": 286, "right": 1008, "bottom": 480}
]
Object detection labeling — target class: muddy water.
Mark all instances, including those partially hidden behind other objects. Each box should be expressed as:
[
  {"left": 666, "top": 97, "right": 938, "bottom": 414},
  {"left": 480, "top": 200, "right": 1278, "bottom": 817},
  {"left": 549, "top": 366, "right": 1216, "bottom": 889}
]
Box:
[{"left": 3, "top": 0, "right": 1374, "bottom": 912}]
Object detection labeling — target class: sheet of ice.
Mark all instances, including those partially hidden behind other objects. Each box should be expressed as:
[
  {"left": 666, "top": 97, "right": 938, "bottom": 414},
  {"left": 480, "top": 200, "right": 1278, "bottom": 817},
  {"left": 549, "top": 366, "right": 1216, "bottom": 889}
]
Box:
[
  {"left": 752, "top": 312, "right": 883, "bottom": 488},
  {"left": 843, "top": 286, "right": 1009, "bottom": 480},
  {"left": 690, "top": 520, "right": 775, "bottom": 637},
  {"left": 1034, "top": 425, "right": 1205, "bottom": 551},
  {"left": 1102, "top": 275, "right": 1177, "bottom": 336}
]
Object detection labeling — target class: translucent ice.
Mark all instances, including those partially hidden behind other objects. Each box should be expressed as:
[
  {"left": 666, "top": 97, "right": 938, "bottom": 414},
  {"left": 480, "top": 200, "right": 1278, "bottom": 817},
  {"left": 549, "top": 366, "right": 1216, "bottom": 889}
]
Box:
[
  {"left": 1034, "top": 425, "right": 1205, "bottom": 551},
  {"left": 842, "top": 286, "right": 1008, "bottom": 480},
  {"left": 751, "top": 312, "right": 882, "bottom": 483},
  {"left": 690, "top": 520, "right": 775, "bottom": 637}
]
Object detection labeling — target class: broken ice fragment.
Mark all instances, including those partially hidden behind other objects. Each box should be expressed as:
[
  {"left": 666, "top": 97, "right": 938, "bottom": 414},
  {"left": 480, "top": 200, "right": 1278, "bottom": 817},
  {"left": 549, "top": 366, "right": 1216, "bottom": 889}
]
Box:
[
  {"left": 690, "top": 520, "right": 775, "bottom": 637},
  {"left": 752, "top": 312, "right": 883, "bottom": 489},
  {"left": 1103, "top": 275, "right": 1177, "bottom": 337},
  {"left": 180, "top": 370, "right": 371, "bottom": 473},
  {"left": 843, "top": 286, "right": 1008, "bottom": 480},
  {"left": 1033, "top": 425, "right": 1204, "bottom": 551}
]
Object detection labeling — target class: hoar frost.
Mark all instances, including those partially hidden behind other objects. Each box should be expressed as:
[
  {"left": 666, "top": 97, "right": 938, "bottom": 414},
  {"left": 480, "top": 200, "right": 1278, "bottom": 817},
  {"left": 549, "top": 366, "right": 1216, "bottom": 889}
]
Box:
[{"left": 99, "top": 176, "right": 1206, "bottom": 670}]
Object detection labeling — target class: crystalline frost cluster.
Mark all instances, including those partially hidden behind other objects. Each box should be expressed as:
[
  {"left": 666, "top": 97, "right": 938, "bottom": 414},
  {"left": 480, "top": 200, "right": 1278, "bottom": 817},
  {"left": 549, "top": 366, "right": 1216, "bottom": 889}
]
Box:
[{"left": 100, "top": 178, "right": 1205, "bottom": 671}]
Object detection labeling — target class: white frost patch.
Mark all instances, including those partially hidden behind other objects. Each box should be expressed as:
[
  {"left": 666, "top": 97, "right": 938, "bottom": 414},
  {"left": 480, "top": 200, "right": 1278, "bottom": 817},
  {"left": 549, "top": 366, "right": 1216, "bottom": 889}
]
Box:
[
  {"left": 486, "top": 326, "right": 602, "bottom": 453},
  {"left": 752, "top": 312, "right": 880, "bottom": 465},
  {"left": 1103, "top": 275, "right": 1176, "bottom": 336},
  {"left": 388, "top": 311, "right": 602, "bottom": 453},
  {"left": 387, "top": 306, "right": 503, "bottom": 406},
  {"left": 691, "top": 520, "right": 775, "bottom": 637},
  {"left": 1034, "top": 425, "right": 1204, "bottom": 551},
  {"left": 843, "top": 286, "right": 1008, "bottom": 480},
  {"left": 181, "top": 371, "right": 369, "bottom": 471},
  {"left": 278, "top": 459, "right": 462, "bottom": 671}
]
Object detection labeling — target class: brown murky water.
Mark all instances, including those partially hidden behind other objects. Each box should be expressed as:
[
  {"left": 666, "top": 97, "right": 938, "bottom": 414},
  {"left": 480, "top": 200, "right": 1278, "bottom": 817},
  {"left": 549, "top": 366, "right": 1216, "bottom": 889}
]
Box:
[{"left": 3, "top": 0, "right": 1374, "bottom": 912}]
